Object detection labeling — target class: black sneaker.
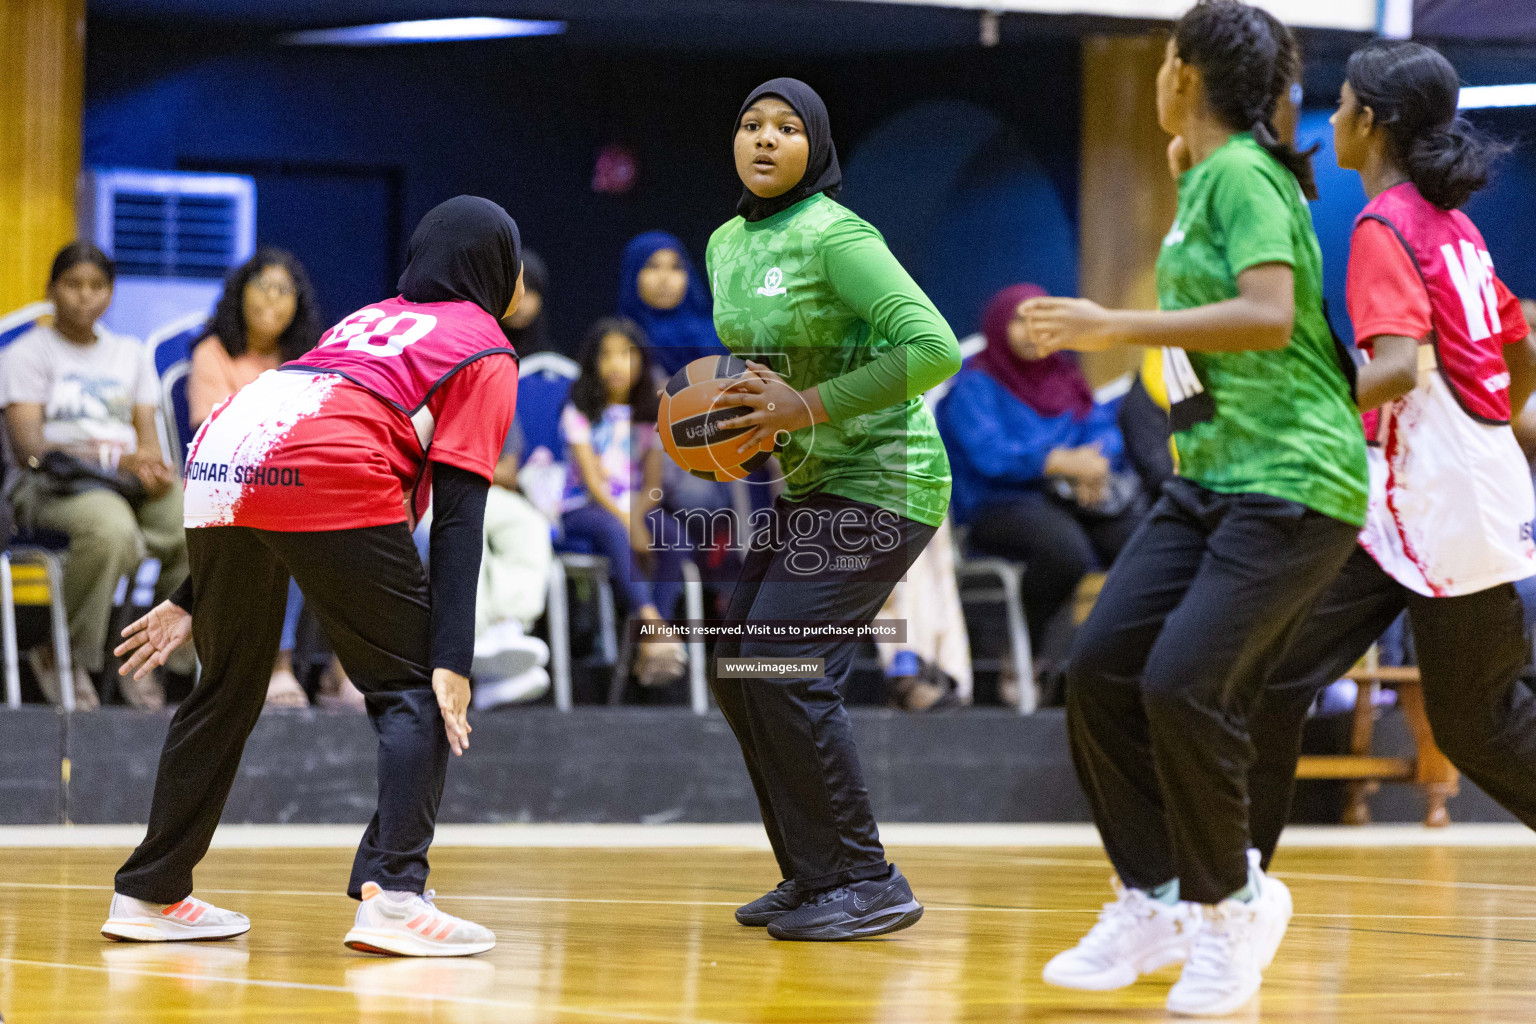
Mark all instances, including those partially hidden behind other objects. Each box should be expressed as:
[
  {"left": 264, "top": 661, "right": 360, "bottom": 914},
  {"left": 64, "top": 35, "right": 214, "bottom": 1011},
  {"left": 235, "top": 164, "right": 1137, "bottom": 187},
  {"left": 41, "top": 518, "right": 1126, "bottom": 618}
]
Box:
[
  {"left": 735, "top": 879, "right": 805, "bottom": 926},
  {"left": 765, "top": 865, "right": 923, "bottom": 941}
]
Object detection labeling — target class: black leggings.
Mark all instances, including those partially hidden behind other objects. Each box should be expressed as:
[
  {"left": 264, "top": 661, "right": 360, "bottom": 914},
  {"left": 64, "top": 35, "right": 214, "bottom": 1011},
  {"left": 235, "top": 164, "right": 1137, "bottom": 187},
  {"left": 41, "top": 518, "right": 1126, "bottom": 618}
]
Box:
[
  {"left": 115, "top": 524, "right": 447, "bottom": 904},
  {"left": 709, "top": 493, "right": 935, "bottom": 892},
  {"left": 967, "top": 493, "right": 1143, "bottom": 649},
  {"left": 1247, "top": 547, "right": 1536, "bottom": 867},
  {"left": 1065, "top": 479, "right": 1359, "bottom": 904}
]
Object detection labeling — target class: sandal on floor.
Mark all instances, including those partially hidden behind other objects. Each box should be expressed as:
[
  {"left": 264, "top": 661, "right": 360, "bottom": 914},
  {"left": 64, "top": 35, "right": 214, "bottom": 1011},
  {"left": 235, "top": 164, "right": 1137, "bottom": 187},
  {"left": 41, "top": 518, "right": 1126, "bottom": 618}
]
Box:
[{"left": 265, "top": 669, "right": 309, "bottom": 708}]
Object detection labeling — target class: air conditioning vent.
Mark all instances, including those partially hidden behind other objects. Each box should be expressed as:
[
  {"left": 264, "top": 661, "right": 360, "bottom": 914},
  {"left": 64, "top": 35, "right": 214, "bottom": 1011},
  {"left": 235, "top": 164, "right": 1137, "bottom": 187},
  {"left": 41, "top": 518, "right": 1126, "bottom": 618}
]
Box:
[
  {"left": 79, "top": 168, "right": 256, "bottom": 280},
  {"left": 78, "top": 168, "right": 256, "bottom": 340},
  {"left": 110, "top": 191, "right": 242, "bottom": 279}
]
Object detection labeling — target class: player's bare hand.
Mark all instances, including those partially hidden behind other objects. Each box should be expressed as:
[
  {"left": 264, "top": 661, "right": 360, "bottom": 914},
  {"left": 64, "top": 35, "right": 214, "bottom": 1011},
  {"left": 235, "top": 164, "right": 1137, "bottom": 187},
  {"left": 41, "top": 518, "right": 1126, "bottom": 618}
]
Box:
[
  {"left": 115, "top": 600, "right": 192, "bottom": 681},
  {"left": 433, "top": 668, "right": 473, "bottom": 756},
  {"left": 718, "top": 360, "right": 812, "bottom": 453},
  {"left": 1021, "top": 297, "right": 1119, "bottom": 353}
]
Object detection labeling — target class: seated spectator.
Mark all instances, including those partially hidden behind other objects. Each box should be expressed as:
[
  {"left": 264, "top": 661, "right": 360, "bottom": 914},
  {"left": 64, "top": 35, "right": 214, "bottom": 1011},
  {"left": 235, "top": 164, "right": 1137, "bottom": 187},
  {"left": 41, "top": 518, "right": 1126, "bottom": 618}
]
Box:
[
  {"left": 189, "top": 247, "right": 321, "bottom": 426},
  {"left": 619, "top": 231, "right": 742, "bottom": 576},
  {"left": 5, "top": 242, "right": 189, "bottom": 709},
  {"left": 501, "top": 248, "right": 557, "bottom": 357},
  {"left": 875, "top": 517, "right": 972, "bottom": 710},
  {"left": 937, "top": 283, "right": 1145, "bottom": 657},
  {"left": 619, "top": 231, "right": 723, "bottom": 377},
  {"left": 561, "top": 317, "right": 688, "bottom": 688},
  {"left": 192, "top": 248, "right": 361, "bottom": 711},
  {"left": 1119, "top": 348, "right": 1177, "bottom": 497},
  {"left": 459, "top": 418, "right": 556, "bottom": 709}
]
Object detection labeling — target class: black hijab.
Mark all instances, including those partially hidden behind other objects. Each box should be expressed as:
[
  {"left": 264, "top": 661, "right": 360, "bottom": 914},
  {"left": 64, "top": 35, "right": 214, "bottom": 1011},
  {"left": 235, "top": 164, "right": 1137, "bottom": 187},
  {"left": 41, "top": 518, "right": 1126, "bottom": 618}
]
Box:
[
  {"left": 734, "top": 78, "right": 842, "bottom": 222},
  {"left": 397, "top": 195, "right": 522, "bottom": 319}
]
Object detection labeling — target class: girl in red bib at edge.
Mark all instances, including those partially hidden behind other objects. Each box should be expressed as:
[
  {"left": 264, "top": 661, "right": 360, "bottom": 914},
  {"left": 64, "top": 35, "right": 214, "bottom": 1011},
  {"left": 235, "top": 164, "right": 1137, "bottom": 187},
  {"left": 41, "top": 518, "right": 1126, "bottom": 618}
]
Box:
[
  {"left": 101, "top": 196, "right": 524, "bottom": 958},
  {"left": 1246, "top": 41, "right": 1536, "bottom": 864}
]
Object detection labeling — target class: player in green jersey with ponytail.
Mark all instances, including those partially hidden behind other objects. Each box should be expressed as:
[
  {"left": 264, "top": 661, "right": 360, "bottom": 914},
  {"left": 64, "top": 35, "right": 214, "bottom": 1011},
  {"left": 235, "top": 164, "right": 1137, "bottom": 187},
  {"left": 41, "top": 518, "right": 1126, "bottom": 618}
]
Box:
[{"left": 1024, "top": 2, "right": 1368, "bottom": 1015}]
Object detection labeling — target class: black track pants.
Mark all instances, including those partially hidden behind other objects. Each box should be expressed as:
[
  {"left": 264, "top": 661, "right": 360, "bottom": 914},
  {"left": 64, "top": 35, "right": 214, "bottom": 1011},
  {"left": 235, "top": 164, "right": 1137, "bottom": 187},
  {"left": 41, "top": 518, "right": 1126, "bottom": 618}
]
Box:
[
  {"left": 1247, "top": 547, "right": 1536, "bottom": 866},
  {"left": 115, "top": 524, "right": 447, "bottom": 903},
  {"left": 1065, "top": 478, "right": 1359, "bottom": 904},
  {"left": 709, "top": 494, "right": 935, "bottom": 892}
]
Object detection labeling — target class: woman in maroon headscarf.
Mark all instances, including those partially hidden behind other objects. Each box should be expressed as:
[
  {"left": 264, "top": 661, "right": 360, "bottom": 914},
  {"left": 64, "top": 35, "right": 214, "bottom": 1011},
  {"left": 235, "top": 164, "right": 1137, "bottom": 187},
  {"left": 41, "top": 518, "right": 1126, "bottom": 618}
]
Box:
[{"left": 936, "top": 284, "right": 1145, "bottom": 656}]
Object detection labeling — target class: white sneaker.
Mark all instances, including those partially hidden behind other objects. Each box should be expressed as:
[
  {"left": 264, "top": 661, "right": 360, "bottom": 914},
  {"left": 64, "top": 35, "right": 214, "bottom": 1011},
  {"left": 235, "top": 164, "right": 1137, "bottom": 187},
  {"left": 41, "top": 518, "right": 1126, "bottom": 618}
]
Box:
[
  {"left": 101, "top": 893, "right": 250, "bottom": 942},
  {"left": 472, "top": 621, "right": 549, "bottom": 682},
  {"left": 1166, "top": 899, "right": 1264, "bottom": 1017},
  {"left": 472, "top": 666, "right": 551, "bottom": 710},
  {"left": 1042, "top": 879, "right": 1198, "bottom": 991},
  {"left": 1248, "top": 848, "right": 1291, "bottom": 970},
  {"left": 344, "top": 881, "right": 495, "bottom": 957}
]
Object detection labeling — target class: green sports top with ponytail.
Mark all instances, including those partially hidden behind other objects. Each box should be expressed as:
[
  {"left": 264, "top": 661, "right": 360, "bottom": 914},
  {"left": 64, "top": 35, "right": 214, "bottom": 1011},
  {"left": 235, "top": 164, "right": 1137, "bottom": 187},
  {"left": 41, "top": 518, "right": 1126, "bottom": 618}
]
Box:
[{"left": 1157, "top": 133, "right": 1368, "bottom": 527}]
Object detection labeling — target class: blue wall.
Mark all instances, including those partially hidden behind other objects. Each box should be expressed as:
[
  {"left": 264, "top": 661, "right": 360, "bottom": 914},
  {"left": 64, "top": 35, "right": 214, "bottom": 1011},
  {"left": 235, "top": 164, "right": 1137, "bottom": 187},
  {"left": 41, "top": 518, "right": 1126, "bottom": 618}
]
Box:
[
  {"left": 80, "top": 24, "right": 1536, "bottom": 360},
  {"left": 85, "top": 27, "right": 1081, "bottom": 352}
]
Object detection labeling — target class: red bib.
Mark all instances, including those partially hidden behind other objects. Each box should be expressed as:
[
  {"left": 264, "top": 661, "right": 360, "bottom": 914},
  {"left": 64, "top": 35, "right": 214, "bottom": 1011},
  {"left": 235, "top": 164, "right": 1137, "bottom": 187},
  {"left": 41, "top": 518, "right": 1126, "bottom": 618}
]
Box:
[
  {"left": 1356, "top": 184, "right": 1517, "bottom": 425},
  {"left": 287, "top": 296, "right": 516, "bottom": 520}
]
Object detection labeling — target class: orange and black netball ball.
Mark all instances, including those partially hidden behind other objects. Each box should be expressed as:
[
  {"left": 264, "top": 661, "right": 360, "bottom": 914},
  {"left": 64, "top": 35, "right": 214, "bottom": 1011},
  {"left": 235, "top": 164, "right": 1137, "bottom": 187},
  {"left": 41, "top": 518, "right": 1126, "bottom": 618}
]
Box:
[{"left": 657, "top": 355, "right": 780, "bottom": 481}]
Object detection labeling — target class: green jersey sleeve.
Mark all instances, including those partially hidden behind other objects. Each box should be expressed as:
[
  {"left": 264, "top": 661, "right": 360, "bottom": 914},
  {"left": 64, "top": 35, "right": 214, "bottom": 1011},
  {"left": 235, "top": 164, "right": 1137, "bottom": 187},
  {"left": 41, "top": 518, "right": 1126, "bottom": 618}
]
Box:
[
  {"left": 813, "top": 218, "right": 961, "bottom": 423},
  {"left": 1211, "top": 154, "right": 1298, "bottom": 276}
]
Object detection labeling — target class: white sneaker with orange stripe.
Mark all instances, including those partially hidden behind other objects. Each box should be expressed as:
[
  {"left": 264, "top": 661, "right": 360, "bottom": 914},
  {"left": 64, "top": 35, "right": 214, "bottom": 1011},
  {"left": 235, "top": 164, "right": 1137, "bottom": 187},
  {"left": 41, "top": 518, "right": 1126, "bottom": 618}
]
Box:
[
  {"left": 343, "top": 882, "right": 495, "bottom": 957},
  {"left": 101, "top": 893, "right": 251, "bottom": 942}
]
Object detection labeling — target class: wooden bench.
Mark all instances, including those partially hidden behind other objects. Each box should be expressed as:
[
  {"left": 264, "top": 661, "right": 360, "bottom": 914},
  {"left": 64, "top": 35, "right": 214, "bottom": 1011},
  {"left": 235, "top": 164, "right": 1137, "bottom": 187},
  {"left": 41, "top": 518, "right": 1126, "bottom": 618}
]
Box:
[{"left": 1295, "top": 653, "right": 1458, "bottom": 827}]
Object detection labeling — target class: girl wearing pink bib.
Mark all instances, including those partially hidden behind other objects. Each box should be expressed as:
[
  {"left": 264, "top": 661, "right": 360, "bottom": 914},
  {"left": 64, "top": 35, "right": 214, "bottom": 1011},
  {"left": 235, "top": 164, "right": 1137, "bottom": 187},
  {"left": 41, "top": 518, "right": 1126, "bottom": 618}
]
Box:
[
  {"left": 1247, "top": 41, "right": 1536, "bottom": 862},
  {"left": 103, "top": 197, "right": 523, "bottom": 957}
]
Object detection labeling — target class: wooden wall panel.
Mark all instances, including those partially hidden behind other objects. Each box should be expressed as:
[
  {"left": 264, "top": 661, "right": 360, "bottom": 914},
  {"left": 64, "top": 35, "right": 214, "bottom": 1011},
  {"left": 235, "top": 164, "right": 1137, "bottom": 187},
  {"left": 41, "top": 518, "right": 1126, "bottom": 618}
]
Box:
[
  {"left": 1078, "top": 33, "right": 1175, "bottom": 387},
  {"left": 0, "top": 0, "right": 85, "bottom": 315}
]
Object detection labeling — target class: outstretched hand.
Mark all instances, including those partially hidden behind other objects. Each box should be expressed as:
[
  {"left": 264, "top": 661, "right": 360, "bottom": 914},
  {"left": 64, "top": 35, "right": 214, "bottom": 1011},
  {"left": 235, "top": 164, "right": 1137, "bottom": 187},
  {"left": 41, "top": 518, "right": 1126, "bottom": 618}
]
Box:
[
  {"left": 1019, "top": 296, "right": 1119, "bottom": 354},
  {"left": 433, "top": 668, "right": 473, "bottom": 755},
  {"left": 115, "top": 600, "right": 192, "bottom": 681}
]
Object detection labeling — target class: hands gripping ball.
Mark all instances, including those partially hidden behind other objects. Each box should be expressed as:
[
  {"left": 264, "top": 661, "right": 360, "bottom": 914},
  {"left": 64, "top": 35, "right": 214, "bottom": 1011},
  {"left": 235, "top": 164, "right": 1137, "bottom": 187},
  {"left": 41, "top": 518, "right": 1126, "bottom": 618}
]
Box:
[{"left": 658, "top": 355, "right": 781, "bottom": 482}]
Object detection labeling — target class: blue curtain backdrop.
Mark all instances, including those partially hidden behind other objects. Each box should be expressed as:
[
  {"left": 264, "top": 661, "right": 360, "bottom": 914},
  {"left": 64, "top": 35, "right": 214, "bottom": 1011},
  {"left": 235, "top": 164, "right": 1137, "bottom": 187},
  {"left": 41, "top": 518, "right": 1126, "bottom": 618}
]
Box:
[{"left": 84, "top": 25, "right": 1080, "bottom": 347}]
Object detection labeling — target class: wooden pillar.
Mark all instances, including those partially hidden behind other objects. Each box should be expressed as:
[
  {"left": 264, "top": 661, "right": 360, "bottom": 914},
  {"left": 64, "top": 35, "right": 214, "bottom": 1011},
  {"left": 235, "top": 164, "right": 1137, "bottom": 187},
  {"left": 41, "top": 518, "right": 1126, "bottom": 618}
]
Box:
[
  {"left": 0, "top": 0, "right": 86, "bottom": 315},
  {"left": 1078, "top": 33, "right": 1176, "bottom": 387}
]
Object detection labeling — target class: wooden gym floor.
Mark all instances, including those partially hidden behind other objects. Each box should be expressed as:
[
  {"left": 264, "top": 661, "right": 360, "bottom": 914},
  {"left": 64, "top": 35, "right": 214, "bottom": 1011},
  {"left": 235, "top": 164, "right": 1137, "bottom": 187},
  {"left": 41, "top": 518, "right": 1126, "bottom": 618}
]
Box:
[{"left": 3, "top": 828, "right": 1536, "bottom": 1022}]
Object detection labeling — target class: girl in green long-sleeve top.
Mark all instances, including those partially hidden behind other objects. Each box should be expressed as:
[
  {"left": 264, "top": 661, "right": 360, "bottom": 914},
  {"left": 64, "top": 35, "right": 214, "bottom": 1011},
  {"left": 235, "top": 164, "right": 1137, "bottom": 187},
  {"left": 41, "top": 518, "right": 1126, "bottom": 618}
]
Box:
[{"left": 700, "top": 78, "right": 960, "bottom": 942}]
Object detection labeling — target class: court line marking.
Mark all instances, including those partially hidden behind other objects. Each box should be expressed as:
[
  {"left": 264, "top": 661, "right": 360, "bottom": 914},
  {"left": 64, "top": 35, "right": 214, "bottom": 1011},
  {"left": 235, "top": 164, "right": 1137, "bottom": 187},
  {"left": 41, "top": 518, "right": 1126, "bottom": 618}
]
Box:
[
  {"left": 1274, "top": 870, "right": 1536, "bottom": 896},
  {"left": 0, "top": 880, "right": 1086, "bottom": 914},
  {"left": 0, "top": 956, "right": 744, "bottom": 1024},
  {"left": 2, "top": 821, "right": 1532, "bottom": 848},
  {"left": 1304, "top": 923, "right": 1536, "bottom": 945},
  {"left": 6, "top": 879, "right": 1536, "bottom": 922}
]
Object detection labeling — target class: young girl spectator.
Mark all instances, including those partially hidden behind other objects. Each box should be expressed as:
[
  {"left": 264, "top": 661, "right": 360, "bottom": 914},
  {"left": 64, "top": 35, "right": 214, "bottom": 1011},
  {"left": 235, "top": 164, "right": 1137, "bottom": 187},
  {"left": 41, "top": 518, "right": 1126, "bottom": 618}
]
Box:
[
  {"left": 939, "top": 283, "right": 1144, "bottom": 657},
  {"left": 6, "top": 242, "right": 189, "bottom": 710},
  {"left": 560, "top": 317, "right": 687, "bottom": 686},
  {"left": 468, "top": 417, "right": 554, "bottom": 708},
  {"left": 192, "top": 248, "right": 360, "bottom": 710},
  {"left": 618, "top": 232, "right": 722, "bottom": 376},
  {"left": 190, "top": 248, "right": 321, "bottom": 426}
]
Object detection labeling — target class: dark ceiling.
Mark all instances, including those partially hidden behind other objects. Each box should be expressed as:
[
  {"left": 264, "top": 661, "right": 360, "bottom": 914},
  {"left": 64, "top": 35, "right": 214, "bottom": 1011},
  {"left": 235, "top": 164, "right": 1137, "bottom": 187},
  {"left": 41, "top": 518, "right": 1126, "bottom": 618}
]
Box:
[
  {"left": 85, "top": 1, "right": 1536, "bottom": 59},
  {"left": 83, "top": 0, "right": 1190, "bottom": 53}
]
